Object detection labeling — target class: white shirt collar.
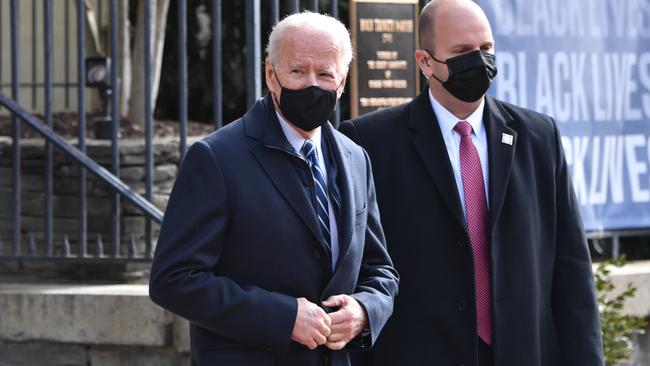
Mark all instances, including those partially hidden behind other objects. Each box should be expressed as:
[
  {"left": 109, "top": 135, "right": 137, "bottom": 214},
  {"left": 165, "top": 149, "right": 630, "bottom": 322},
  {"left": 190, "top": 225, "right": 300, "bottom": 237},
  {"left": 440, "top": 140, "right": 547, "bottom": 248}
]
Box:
[
  {"left": 428, "top": 89, "right": 486, "bottom": 140},
  {"left": 275, "top": 111, "right": 323, "bottom": 158}
]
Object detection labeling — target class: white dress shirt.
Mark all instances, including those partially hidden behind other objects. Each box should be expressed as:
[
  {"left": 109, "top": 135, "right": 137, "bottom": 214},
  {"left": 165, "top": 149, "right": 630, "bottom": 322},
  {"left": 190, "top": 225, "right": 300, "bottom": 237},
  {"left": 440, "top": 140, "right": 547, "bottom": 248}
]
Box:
[
  {"left": 276, "top": 112, "right": 340, "bottom": 269},
  {"left": 428, "top": 90, "right": 489, "bottom": 218}
]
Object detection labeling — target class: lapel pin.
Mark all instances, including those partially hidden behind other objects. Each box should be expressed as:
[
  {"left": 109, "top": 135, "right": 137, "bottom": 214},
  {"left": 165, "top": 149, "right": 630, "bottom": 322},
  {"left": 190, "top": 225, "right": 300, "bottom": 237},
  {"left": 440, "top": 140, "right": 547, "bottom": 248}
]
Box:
[{"left": 501, "top": 133, "right": 514, "bottom": 146}]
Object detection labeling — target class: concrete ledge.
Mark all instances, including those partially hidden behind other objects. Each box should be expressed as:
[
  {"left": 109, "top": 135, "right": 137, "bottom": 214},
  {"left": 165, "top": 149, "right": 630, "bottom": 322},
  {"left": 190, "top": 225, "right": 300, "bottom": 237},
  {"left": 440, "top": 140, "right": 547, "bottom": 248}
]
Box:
[
  {"left": 0, "top": 283, "right": 175, "bottom": 347},
  {"left": 172, "top": 315, "right": 191, "bottom": 353},
  {"left": 88, "top": 345, "right": 189, "bottom": 366},
  {"left": 0, "top": 341, "right": 88, "bottom": 366},
  {"left": 0, "top": 340, "right": 190, "bottom": 366}
]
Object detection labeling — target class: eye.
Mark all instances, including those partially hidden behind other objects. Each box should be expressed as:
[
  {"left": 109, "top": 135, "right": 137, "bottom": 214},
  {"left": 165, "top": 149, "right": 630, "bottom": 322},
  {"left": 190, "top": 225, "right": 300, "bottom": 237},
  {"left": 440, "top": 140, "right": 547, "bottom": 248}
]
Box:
[{"left": 480, "top": 45, "right": 493, "bottom": 52}]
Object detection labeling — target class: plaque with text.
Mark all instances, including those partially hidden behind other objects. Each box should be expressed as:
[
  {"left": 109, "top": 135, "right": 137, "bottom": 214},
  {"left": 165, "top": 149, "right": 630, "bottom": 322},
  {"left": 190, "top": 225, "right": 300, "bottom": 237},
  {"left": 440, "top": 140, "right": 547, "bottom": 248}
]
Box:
[{"left": 350, "top": 0, "right": 419, "bottom": 117}]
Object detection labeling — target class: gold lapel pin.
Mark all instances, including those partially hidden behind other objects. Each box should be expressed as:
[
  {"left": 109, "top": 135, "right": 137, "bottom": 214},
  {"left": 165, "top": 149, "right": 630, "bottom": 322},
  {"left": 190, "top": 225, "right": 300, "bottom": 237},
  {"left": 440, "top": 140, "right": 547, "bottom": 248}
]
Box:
[{"left": 501, "top": 133, "right": 514, "bottom": 146}]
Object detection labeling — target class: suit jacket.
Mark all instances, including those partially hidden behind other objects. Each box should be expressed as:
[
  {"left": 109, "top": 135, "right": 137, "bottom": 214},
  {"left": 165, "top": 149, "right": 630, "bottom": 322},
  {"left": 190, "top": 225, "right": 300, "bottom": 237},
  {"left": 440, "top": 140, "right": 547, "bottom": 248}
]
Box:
[
  {"left": 339, "top": 91, "right": 603, "bottom": 366},
  {"left": 149, "top": 94, "right": 399, "bottom": 366}
]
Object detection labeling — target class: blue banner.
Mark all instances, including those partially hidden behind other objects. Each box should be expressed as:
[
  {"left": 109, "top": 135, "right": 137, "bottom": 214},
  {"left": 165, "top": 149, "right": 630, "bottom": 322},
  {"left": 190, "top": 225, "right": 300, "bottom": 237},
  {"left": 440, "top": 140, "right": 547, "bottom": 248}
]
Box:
[{"left": 475, "top": 0, "right": 650, "bottom": 231}]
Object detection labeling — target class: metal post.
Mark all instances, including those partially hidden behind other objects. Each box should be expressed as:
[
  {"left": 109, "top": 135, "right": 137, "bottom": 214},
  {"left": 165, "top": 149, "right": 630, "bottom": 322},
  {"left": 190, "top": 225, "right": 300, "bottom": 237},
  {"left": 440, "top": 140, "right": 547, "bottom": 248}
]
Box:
[
  {"left": 310, "top": 0, "right": 318, "bottom": 12},
  {"left": 212, "top": 0, "right": 222, "bottom": 129},
  {"left": 145, "top": 0, "right": 153, "bottom": 257},
  {"left": 10, "top": 0, "right": 21, "bottom": 255},
  {"left": 32, "top": 0, "right": 37, "bottom": 109},
  {"left": 612, "top": 235, "right": 621, "bottom": 258},
  {"left": 65, "top": 0, "right": 71, "bottom": 109},
  {"left": 178, "top": 0, "right": 188, "bottom": 159},
  {"left": 44, "top": 0, "right": 54, "bottom": 256},
  {"left": 270, "top": 0, "right": 279, "bottom": 26},
  {"left": 290, "top": 0, "right": 300, "bottom": 13},
  {"left": 245, "top": 0, "right": 261, "bottom": 108},
  {"left": 109, "top": 0, "right": 121, "bottom": 256},
  {"left": 77, "top": 0, "right": 88, "bottom": 258},
  {"left": 0, "top": 0, "right": 3, "bottom": 86}
]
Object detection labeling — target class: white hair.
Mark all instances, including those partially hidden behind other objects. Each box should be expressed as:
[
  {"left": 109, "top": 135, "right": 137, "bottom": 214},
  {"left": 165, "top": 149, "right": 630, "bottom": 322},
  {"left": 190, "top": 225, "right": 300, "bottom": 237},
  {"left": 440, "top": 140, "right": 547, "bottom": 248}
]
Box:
[{"left": 266, "top": 11, "right": 354, "bottom": 71}]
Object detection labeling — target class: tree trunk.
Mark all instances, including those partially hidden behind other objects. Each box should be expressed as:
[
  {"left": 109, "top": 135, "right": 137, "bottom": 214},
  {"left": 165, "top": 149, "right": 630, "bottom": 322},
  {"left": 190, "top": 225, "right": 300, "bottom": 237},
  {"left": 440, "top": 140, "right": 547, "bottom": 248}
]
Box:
[
  {"left": 128, "top": 0, "right": 171, "bottom": 127},
  {"left": 83, "top": 0, "right": 103, "bottom": 56}
]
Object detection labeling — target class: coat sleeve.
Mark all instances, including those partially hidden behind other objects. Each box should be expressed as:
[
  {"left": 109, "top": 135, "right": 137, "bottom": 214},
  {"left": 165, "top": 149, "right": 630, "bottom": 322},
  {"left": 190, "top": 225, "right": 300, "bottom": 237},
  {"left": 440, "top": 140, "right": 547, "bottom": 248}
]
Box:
[
  {"left": 149, "top": 140, "right": 297, "bottom": 354},
  {"left": 349, "top": 148, "right": 400, "bottom": 347},
  {"left": 550, "top": 121, "right": 604, "bottom": 365}
]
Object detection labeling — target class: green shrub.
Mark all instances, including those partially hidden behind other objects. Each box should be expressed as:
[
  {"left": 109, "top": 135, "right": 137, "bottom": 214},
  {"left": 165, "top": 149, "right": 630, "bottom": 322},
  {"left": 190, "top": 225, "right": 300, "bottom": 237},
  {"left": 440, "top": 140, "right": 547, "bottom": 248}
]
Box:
[{"left": 595, "top": 256, "right": 647, "bottom": 366}]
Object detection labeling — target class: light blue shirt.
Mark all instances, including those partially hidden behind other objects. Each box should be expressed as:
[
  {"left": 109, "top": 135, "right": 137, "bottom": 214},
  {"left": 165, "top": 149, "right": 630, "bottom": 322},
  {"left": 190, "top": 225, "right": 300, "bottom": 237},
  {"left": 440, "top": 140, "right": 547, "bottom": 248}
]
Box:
[
  {"left": 276, "top": 112, "right": 340, "bottom": 269},
  {"left": 428, "top": 90, "right": 489, "bottom": 218}
]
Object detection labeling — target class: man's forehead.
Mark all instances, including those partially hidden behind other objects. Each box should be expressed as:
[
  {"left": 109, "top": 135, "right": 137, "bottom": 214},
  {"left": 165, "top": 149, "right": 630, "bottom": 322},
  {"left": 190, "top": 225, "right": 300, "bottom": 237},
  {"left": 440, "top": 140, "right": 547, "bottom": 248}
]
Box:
[
  {"left": 433, "top": 12, "right": 492, "bottom": 48},
  {"left": 284, "top": 29, "right": 340, "bottom": 50},
  {"left": 279, "top": 34, "right": 343, "bottom": 66}
]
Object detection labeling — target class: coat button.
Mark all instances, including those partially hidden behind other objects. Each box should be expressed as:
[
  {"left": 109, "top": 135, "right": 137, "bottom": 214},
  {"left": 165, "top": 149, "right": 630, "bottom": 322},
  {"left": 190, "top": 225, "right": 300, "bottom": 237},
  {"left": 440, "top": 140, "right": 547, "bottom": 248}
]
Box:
[
  {"left": 313, "top": 249, "right": 322, "bottom": 260},
  {"left": 457, "top": 300, "right": 467, "bottom": 312},
  {"left": 457, "top": 238, "right": 466, "bottom": 248}
]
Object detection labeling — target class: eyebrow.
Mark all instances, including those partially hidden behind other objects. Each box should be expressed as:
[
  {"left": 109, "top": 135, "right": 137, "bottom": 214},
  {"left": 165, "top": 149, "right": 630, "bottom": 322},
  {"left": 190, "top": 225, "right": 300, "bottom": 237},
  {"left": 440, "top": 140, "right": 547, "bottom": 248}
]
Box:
[
  {"left": 450, "top": 41, "right": 494, "bottom": 50},
  {"left": 287, "top": 63, "right": 305, "bottom": 70},
  {"left": 286, "top": 62, "right": 337, "bottom": 74}
]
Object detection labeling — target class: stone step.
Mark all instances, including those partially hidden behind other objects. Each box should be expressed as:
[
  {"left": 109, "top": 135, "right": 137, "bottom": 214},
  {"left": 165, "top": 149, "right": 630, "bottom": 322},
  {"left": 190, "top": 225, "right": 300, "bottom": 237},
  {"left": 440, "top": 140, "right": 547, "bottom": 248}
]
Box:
[{"left": 0, "top": 283, "right": 187, "bottom": 349}]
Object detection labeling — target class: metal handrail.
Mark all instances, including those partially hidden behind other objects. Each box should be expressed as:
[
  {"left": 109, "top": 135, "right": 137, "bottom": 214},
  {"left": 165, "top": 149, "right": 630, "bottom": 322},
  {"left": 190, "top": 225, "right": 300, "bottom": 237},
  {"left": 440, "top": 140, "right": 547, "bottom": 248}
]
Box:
[{"left": 0, "top": 92, "right": 164, "bottom": 224}]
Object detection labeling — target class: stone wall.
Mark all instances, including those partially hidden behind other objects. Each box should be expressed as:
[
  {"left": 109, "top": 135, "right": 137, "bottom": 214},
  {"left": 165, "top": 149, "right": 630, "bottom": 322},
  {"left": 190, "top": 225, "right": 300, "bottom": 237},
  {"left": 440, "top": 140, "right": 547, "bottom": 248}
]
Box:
[
  {"left": 0, "top": 136, "right": 186, "bottom": 258},
  {"left": 0, "top": 283, "right": 189, "bottom": 365}
]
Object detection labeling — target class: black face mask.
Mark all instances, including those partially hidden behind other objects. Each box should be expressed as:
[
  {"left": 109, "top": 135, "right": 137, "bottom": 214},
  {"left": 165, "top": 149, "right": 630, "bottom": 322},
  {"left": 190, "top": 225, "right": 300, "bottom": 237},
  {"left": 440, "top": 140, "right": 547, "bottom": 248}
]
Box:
[
  {"left": 427, "top": 50, "right": 497, "bottom": 103},
  {"left": 272, "top": 68, "right": 341, "bottom": 131}
]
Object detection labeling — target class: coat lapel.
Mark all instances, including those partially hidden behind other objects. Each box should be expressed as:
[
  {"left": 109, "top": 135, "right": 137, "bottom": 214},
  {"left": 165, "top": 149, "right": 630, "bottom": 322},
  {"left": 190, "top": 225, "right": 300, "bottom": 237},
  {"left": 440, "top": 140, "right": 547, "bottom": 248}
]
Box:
[
  {"left": 246, "top": 95, "right": 325, "bottom": 248},
  {"left": 322, "top": 123, "right": 353, "bottom": 272},
  {"left": 409, "top": 91, "right": 466, "bottom": 231},
  {"left": 484, "top": 96, "right": 517, "bottom": 231}
]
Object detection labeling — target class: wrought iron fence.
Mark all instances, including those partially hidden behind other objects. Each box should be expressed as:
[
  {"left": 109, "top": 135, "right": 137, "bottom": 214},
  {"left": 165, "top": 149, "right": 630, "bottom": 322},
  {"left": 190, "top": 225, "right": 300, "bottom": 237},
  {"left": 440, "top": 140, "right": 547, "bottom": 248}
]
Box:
[
  {"left": 1, "top": 0, "right": 643, "bottom": 263},
  {"left": 0, "top": 0, "right": 348, "bottom": 262}
]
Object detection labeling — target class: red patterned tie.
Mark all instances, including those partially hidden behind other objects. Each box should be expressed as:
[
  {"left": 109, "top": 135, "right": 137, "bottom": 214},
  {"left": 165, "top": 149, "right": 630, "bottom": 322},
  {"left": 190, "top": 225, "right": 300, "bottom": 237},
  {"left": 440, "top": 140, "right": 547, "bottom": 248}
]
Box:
[{"left": 454, "top": 120, "right": 493, "bottom": 345}]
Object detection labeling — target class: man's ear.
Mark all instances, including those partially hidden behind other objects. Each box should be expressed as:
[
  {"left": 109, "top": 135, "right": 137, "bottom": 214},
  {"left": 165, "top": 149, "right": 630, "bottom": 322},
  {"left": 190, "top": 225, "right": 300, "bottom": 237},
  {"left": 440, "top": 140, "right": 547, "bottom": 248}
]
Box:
[
  {"left": 265, "top": 58, "right": 276, "bottom": 92},
  {"left": 414, "top": 49, "right": 433, "bottom": 76},
  {"left": 337, "top": 74, "right": 348, "bottom": 99}
]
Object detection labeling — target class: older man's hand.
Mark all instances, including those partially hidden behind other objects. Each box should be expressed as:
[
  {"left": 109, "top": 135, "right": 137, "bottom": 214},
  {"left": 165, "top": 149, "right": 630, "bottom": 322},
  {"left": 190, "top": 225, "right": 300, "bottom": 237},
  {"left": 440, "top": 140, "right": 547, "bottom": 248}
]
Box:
[
  {"left": 322, "top": 294, "right": 368, "bottom": 350},
  {"left": 291, "top": 297, "right": 332, "bottom": 350}
]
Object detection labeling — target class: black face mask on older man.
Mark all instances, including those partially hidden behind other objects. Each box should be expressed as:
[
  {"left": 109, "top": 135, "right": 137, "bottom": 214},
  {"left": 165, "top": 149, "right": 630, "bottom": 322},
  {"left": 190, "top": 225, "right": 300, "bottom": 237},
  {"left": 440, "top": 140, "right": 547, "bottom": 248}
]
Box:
[
  {"left": 427, "top": 49, "right": 497, "bottom": 103},
  {"left": 272, "top": 68, "right": 341, "bottom": 131}
]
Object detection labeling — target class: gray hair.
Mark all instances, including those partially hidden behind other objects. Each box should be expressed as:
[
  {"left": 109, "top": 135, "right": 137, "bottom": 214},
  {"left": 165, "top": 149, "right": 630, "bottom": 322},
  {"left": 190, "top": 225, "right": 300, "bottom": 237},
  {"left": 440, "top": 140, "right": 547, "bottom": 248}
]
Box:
[{"left": 266, "top": 11, "right": 354, "bottom": 71}]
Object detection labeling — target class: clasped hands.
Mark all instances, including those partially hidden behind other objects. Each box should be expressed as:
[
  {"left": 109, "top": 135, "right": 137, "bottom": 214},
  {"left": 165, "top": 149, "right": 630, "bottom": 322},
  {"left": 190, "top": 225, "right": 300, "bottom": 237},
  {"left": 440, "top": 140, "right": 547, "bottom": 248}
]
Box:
[{"left": 291, "top": 294, "right": 368, "bottom": 350}]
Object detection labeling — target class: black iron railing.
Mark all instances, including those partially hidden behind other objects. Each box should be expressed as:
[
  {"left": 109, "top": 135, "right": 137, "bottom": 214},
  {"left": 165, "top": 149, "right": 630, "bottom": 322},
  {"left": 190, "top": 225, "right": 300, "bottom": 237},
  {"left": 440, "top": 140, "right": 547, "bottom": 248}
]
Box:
[
  {"left": 0, "top": 0, "right": 645, "bottom": 262},
  {"left": 0, "top": 91, "right": 163, "bottom": 260},
  {"left": 0, "top": 0, "right": 346, "bottom": 262}
]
